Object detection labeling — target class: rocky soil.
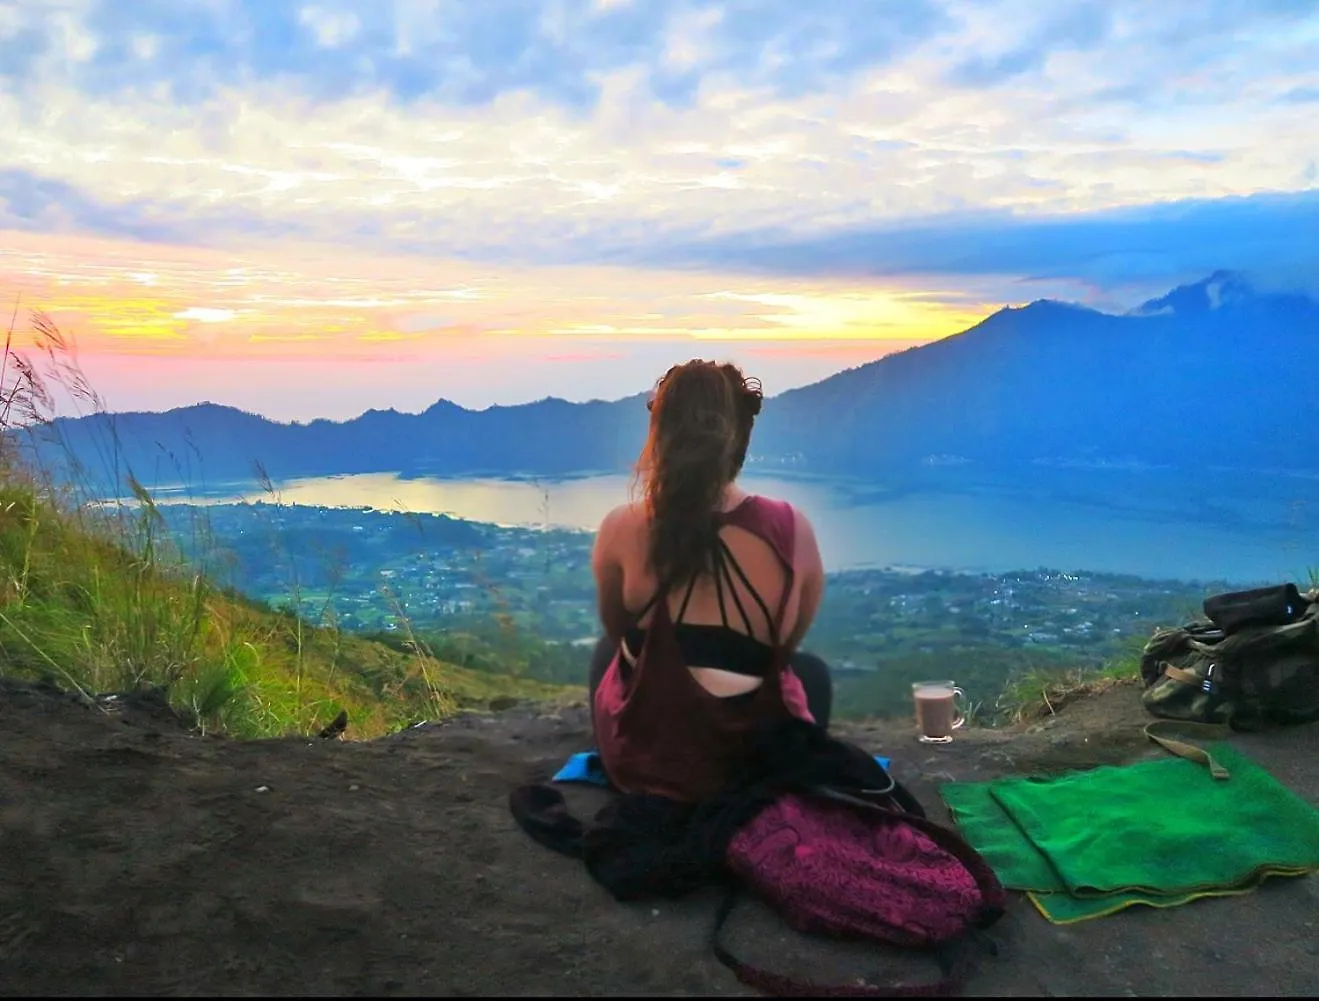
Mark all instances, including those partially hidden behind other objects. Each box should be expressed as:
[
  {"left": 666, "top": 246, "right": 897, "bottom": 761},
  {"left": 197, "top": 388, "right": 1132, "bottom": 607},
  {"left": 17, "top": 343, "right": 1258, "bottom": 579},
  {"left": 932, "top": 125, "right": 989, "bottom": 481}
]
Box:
[{"left": 3, "top": 678, "right": 1317, "bottom": 996}]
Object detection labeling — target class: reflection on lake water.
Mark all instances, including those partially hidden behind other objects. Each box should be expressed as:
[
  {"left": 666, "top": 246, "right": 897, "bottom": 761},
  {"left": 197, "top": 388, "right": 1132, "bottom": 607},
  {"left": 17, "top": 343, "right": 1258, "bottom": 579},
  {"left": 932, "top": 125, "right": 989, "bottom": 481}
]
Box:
[{"left": 145, "top": 470, "right": 1316, "bottom": 584}]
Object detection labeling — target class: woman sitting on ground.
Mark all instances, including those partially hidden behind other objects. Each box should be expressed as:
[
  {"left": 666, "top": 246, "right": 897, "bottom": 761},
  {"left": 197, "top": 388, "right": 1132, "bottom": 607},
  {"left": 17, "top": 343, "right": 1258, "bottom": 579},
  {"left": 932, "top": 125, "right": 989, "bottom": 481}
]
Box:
[{"left": 588, "top": 359, "right": 832, "bottom": 802}]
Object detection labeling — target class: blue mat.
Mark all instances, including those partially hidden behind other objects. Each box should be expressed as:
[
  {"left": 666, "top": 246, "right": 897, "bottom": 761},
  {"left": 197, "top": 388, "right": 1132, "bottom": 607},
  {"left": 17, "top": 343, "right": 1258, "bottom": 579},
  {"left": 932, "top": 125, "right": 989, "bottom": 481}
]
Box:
[{"left": 553, "top": 750, "right": 892, "bottom": 787}]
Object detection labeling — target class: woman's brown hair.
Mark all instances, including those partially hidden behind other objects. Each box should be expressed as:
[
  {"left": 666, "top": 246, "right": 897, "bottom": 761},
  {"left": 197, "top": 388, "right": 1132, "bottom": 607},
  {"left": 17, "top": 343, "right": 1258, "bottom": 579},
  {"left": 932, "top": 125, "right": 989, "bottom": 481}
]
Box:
[{"left": 635, "top": 359, "right": 763, "bottom": 586}]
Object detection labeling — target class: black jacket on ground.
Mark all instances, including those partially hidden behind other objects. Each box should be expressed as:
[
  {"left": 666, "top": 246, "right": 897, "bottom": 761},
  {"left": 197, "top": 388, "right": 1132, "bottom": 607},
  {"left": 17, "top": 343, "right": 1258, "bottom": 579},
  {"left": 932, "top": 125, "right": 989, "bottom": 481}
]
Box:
[{"left": 508, "top": 717, "right": 924, "bottom": 902}]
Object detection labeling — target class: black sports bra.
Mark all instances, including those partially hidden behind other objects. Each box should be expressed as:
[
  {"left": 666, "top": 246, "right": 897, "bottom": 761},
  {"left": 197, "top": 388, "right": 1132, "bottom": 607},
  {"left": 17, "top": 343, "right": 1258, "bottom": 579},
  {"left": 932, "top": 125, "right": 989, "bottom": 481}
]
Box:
[{"left": 622, "top": 536, "right": 778, "bottom": 678}]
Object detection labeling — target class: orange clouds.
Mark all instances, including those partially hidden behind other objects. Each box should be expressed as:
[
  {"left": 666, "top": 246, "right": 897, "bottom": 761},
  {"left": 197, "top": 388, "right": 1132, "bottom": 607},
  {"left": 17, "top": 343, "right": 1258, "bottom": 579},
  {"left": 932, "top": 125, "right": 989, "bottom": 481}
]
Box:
[{"left": 0, "top": 227, "right": 992, "bottom": 368}]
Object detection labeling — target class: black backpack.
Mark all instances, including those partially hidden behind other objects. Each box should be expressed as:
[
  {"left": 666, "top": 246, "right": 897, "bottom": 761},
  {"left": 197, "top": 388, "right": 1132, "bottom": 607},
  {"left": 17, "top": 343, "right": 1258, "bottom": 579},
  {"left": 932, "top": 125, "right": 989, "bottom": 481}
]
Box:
[{"left": 1140, "top": 584, "right": 1319, "bottom": 729}]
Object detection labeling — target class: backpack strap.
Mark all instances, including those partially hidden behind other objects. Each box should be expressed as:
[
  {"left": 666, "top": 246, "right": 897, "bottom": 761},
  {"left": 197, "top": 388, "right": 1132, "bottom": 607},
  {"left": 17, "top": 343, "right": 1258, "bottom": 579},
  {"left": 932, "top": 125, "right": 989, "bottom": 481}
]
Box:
[
  {"left": 1143, "top": 720, "right": 1233, "bottom": 779},
  {"left": 710, "top": 799, "right": 1006, "bottom": 998},
  {"left": 508, "top": 784, "right": 587, "bottom": 859},
  {"left": 711, "top": 884, "right": 973, "bottom": 998}
]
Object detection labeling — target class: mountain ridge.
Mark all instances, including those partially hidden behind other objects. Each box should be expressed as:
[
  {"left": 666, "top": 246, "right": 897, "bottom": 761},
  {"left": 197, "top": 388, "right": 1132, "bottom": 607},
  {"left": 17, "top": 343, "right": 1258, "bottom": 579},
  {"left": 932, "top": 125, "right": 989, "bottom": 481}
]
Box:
[{"left": 26, "top": 273, "right": 1319, "bottom": 491}]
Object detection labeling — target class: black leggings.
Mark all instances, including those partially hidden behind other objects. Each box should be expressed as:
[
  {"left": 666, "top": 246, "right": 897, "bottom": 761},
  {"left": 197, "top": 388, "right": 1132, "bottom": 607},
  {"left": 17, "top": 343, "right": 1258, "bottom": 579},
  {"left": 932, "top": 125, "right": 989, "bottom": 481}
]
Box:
[{"left": 586, "top": 636, "right": 834, "bottom": 732}]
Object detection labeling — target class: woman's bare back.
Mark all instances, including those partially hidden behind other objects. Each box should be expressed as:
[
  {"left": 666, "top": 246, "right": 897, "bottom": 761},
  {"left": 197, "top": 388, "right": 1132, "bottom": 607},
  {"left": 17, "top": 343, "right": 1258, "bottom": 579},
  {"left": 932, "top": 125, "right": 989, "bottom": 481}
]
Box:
[{"left": 602, "top": 488, "right": 824, "bottom": 695}]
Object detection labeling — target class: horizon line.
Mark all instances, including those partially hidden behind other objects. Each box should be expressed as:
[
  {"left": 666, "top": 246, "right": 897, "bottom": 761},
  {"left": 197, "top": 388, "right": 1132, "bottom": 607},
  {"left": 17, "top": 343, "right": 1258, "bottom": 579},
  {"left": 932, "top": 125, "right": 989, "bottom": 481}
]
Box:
[{"left": 44, "top": 267, "right": 1289, "bottom": 425}]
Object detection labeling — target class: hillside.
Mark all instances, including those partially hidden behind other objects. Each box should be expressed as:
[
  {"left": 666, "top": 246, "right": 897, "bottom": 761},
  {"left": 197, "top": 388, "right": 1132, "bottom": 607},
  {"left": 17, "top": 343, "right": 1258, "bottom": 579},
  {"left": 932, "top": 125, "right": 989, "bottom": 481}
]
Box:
[
  {"left": 26, "top": 272, "right": 1319, "bottom": 494},
  {"left": 755, "top": 271, "right": 1319, "bottom": 475},
  {"left": 0, "top": 473, "right": 574, "bottom": 740},
  {"left": 4, "top": 676, "right": 1318, "bottom": 996}
]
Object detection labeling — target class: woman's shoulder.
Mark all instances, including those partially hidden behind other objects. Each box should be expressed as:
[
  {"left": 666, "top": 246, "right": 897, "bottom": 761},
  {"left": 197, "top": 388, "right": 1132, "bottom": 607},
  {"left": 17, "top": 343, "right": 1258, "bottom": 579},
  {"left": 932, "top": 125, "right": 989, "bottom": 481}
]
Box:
[
  {"left": 734, "top": 493, "right": 820, "bottom": 562},
  {"left": 735, "top": 492, "right": 800, "bottom": 523},
  {"left": 722, "top": 492, "right": 794, "bottom": 544},
  {"left": 597, "top": 499, "right": 649, "bottom": 538}
]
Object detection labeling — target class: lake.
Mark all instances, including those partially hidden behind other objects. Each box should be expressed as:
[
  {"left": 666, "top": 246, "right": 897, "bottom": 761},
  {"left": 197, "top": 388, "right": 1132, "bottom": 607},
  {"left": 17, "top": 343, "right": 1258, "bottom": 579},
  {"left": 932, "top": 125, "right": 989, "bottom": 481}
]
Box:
[{"left": 143, "top": 469, "right": 1317, "bottom": 585}]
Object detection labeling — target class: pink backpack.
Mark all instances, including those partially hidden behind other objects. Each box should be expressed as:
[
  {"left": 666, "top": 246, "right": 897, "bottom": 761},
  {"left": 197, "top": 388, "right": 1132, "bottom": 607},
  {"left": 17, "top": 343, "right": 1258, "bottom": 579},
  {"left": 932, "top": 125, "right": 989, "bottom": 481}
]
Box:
[{"left": 714, "top": 787, "right": 1006, "bottom": 997}]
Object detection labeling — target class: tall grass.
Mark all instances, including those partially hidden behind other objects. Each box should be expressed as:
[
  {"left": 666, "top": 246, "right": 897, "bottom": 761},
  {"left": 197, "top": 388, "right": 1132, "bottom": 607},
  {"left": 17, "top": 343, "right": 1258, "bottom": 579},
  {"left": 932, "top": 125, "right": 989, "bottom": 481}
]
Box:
[
  {"left": 378, "top": 580, "right": 459, "bottom": 718},
  {"left": 0, "top": 306, "right": 563, "bottom": 737}
]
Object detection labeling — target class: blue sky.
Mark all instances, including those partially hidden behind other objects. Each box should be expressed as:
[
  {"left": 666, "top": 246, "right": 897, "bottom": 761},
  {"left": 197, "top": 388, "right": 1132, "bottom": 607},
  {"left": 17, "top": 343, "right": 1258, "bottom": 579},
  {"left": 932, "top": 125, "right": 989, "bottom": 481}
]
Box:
[{"left": 0, "top": 0, "right": 1316, "bottom": 417}]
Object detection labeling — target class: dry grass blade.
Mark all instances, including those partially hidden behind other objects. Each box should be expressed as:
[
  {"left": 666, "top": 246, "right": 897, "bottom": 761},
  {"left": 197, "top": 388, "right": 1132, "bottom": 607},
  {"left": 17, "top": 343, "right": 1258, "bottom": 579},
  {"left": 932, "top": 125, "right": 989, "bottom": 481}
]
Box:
[
  {"left": 126, "top": 473, "right": 162, "bottom": 522},
  {"left": 30, "top": 311, "right": 101, "bottom": 412}
]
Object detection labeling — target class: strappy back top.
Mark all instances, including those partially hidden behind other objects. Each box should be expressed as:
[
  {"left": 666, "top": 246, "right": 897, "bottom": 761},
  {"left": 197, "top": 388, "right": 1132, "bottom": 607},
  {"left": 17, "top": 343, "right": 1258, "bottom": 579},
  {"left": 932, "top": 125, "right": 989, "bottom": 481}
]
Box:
[
  {"left": 592, "top": 495, "right": 816, "bottom": 802},
  {"left": 622, "top": 531, "right": 777, "bottom": 678}
]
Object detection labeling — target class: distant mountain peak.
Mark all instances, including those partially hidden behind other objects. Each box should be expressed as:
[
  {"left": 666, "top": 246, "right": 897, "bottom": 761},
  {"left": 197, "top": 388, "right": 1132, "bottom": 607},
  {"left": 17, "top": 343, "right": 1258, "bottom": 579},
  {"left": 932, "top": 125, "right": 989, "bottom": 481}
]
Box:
[
  {"left": 423, "top": 398, "right": 466, "bottom": 415},
  {"left": 1132, "top": 270, "right": 1256, "bottom": 317},
  {"left": 182, "top": 401, "right": 237, "bottom": 413},
  {"left": 1019, "top": 298, "right": 1097, "bottom": 315}
]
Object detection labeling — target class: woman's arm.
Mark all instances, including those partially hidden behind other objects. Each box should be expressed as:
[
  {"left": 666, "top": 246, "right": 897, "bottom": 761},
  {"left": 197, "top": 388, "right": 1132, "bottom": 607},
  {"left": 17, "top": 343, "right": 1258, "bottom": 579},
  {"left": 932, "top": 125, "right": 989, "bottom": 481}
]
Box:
[
  {"left": 591, "top": 505, "right": 631, "bottom": 643},
  {"left": 784, "top": 508, "right": 825, "bottom": 652}
]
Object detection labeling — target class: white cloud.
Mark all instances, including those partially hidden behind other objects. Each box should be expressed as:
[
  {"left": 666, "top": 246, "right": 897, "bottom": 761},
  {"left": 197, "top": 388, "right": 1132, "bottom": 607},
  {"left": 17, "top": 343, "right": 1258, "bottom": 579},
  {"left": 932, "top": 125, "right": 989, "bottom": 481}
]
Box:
[
  {"left": 1, "top": 0, "right": 1315, "bottom": 278},
  {"left": 175, "top": 307, "right": 238, "bottom": 323},
  {"left": 661, "top": 5, "right": 724, "bottom": 73},
  {"left": 0, "top": 5, "right": 22, "bottom": 39},
  {"left": 131, "top": 34, "right": 160, "bottom": 61},
  {"left": 298, "top": 6, "right": 362, "bottom": 49},
  {"left": 54, "top": 9, "right": 98, "bottom": 63}
]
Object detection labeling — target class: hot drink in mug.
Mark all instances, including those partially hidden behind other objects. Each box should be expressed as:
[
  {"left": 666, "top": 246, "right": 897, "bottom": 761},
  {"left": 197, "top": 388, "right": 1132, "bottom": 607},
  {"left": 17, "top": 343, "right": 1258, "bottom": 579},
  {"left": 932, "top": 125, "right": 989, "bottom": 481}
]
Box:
[{"left": 912, "top": 680, "right": 967, "bottom": 743}]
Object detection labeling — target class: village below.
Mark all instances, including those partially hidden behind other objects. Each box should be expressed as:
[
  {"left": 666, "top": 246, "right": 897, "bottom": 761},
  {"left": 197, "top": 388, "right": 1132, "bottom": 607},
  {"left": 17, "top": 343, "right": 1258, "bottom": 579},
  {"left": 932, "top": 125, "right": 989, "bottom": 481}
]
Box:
[{"left": 170, "top": 500, "right": 1232, "bottom": 719}]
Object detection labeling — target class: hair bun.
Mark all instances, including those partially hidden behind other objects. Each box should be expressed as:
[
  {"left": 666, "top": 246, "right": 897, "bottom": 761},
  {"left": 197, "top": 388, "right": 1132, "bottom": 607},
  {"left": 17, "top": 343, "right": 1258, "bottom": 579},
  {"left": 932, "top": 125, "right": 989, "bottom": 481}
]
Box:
[{"left": 740, "top": 378, "right": 763, "bottom": 418}]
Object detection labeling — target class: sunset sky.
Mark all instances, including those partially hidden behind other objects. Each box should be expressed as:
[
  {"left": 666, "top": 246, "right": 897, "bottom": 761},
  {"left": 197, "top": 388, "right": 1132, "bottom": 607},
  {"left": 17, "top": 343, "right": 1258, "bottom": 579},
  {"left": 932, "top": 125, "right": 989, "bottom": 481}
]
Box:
[{"left": 2, "top": 0, "right": 1316, "bottom": 420}]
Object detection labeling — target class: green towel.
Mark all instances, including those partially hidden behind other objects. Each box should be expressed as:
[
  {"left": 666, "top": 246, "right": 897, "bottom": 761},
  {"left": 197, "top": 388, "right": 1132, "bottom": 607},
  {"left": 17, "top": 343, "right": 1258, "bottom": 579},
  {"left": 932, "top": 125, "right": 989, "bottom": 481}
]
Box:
[{"left": 941, "top": 743, "right": 1319, "bottom": 923}]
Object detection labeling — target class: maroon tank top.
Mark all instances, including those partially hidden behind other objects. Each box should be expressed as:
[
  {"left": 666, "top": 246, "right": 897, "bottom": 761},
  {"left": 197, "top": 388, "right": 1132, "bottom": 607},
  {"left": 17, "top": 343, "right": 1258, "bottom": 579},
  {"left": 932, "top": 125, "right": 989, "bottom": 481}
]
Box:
[{"left": 592, "top": 495, "right": 815, "bottom": 803}]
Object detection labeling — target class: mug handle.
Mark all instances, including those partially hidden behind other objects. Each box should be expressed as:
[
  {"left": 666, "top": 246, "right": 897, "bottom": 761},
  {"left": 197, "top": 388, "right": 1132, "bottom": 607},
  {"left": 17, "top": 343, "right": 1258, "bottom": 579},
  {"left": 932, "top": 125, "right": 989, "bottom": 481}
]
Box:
[{"left": 951, "top": 686, "right": 967, "bottom": 730}]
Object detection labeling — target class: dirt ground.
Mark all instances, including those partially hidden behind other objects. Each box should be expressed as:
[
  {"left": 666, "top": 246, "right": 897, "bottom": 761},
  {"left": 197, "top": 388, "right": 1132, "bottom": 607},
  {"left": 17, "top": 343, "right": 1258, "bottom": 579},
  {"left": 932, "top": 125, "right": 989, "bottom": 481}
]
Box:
[{"left": 3, "top": 678, "right": 1318, "bottom": 997}]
